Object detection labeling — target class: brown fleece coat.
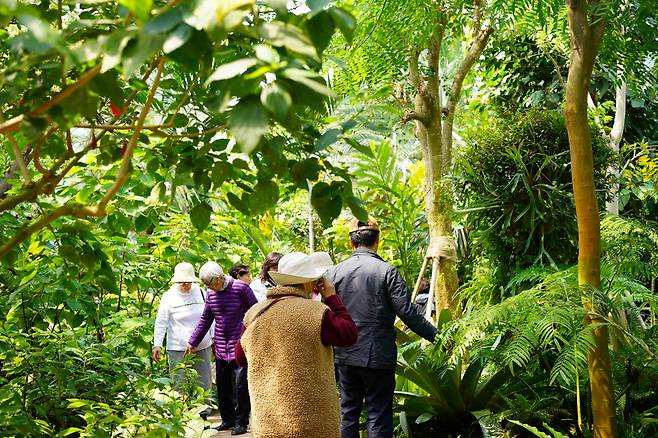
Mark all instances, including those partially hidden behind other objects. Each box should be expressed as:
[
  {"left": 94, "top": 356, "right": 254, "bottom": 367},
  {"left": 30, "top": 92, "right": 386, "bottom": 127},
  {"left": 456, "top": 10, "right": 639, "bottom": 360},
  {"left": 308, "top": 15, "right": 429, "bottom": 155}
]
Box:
[{"left": 241, "top": 286, "right": 340, "bottom": 438}]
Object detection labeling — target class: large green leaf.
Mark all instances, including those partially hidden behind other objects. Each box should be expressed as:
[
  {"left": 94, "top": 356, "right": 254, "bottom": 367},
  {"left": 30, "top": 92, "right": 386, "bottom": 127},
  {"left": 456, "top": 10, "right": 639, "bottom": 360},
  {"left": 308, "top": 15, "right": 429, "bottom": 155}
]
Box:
[
  {"left": 228, "top": 97, "right": 269, "bottom": 153},
  {"left": 250, "top": 180, "right": 280, "bottom": 213},
  {"left": 282, "top": 68, "right": 335, "bottom": 96},
  {"left": 257, "top": 22, "right": 318, "bottom": 60},
  {"left": 190, "top": 201, "right": 212, "bottom": 231},
  {"left": 311, "top": 181, "right": 343, "bottom": 225},
  {"left": 260, "top": 82, "right": 291, "bottom": 119},
  {"left": 117, "top": 0, "right": 153, "bottom": 21},
  {"left": 207, "top": 58, "right": 259, "bottom": 84},
  {"left": 328, "top": 7, "right": 356, "bottom": 44}
]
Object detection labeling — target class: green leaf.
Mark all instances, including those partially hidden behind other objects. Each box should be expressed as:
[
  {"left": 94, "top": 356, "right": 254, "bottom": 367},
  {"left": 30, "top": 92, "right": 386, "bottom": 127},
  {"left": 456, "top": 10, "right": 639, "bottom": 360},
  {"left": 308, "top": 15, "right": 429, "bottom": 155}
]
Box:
[
  {"left": 257, "top": 22, "right": 318, "bottom": 60},
  {"left": 314, "top": 128, "right": 341, "bottom": 151},
  {"left": 206, "top": 58, "right": 259, "bottom": 84},
  {"left": 190, "top": 202, "right": 212, "bottom": 231},
  {"left": 291, "top": 158, "right": 322, "bottom": 186},
  {"left": 57, "top": 427, "right": 83, "bottom": 437},
  {"left": 282, "top": 68, "right": 335, "bottom": 96},
  {"left": 415, "top": 413, "right": 434, "bottom": 424},
  {"left": 311, "top": 181, "right": 342, "bottom": 226},
  {"left": 100, "top": 30, "right": 135, "bottom": 72},
  {"left": 307, "top": 11, "right": 335, "bottom": 52},
  {"left": 347, "top": 196, "right": 368, "bottom": 222},
  {"left": 122, "top": 33, "right": 165, "bottom": 77},
  {"left": 328, "top": 7, "right": 356, "bottom": 44},
  {"left": 251, "top": 179, "right": 279, "bottom": 213},
  {"left": 254, "top": 44, "right": 281, "bottom": 64},
  {"left": 91, "top": 71, "right": 125, "bottom": 107},
  {"left": 163, "top": 24, "right": 193, "bottom": 54},
  {"left": 135, "top": 215, "right": 152, "bottom": 232},
  {"left": 228, "top": 97, "right": 269, "bottom": 153},
  {"left": 261, "top": 82, "right": 291, "bottom": 119},
  {"left": 117, "top": 0, "right": 153, "bottom": 21},
  {"left": 226, "top": 192, "right": 251, "bottom": 215},
  {"left": 65, "top": 298, "right": 83, "bottom": 312},
  {"left": 144, "top": 8, "right": 182, "bottom": 33},
  {"left": 307, "top": 0, "right": 331, "bottom": 16}
]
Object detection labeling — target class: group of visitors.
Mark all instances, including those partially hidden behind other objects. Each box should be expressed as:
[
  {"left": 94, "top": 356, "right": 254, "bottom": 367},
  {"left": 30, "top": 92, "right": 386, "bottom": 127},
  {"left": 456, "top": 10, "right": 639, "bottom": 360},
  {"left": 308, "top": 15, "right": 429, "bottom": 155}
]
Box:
[{"left": 152, "top": 215, "right": 437, "bottom": 437}]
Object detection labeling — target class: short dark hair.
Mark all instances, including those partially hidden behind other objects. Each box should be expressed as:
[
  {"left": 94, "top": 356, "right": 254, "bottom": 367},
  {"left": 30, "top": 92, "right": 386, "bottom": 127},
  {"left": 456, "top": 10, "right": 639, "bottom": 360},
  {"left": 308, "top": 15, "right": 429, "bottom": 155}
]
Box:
[
  {"left": 229, "top": 263, "right": 250, "bottom": 279},
  {"left": 260, "top": 252, "right": 283, "bottom": 282},
  {"left": 349, "top": 229, "right": 379, "bottom": 247}
]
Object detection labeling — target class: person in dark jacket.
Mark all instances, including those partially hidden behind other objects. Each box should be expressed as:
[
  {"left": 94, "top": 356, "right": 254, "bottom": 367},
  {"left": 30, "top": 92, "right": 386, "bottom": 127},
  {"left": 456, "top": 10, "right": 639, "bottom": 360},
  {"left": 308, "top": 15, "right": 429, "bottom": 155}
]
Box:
[
  {"left": 326, "top": 217, "right": 438, "bottom": 438},
  {"left": 187, "top": 261, "right": 257, "bottom": 436}
]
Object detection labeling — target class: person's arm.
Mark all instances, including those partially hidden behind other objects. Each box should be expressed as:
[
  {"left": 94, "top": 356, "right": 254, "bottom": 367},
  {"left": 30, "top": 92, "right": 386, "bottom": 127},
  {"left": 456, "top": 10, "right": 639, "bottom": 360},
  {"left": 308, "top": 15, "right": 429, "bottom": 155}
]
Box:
[
  {"left": 241, "top": 284, "right": 258, "bottom": 309},
  {"left": 317, "top": 277, "right": 358, "bottom": 347},
  {"left": 152, "top": 294, "right": 169, "bottom": 361},
  {"left": 386, "top": 267, "right": 437, "bottom": 341},
  {"left": 188, "top": 299, "right": 214, "bottom": 348},
  {"left": 320, "top": 295, "right": 358, "bottom": 346},
  {"left": 235, "top": 325, "right": 247, "bottom": 367}
]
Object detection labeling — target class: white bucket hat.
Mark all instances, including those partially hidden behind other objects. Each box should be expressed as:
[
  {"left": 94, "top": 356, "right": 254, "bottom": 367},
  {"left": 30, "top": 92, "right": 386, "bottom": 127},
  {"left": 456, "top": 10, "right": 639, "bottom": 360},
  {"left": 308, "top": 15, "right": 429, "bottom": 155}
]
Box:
[
  {"left": 269, "top": 252, "right": 334, "bottom": 285},
  {"left": 171, "top": 262, "right": 198, "bottom": 283}
]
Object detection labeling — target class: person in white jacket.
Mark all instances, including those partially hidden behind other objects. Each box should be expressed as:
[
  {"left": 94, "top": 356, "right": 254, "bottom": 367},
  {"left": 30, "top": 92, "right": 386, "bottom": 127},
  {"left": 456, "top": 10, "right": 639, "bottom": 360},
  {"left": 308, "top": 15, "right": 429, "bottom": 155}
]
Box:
[{"left": 153, "top": 262, "right": 213, "bottom": 419}]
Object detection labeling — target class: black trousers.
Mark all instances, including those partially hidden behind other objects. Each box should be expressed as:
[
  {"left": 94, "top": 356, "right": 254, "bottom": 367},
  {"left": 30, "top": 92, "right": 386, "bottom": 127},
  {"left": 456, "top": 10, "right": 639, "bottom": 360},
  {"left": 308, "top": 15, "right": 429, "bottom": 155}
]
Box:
[
  {"left": 216, "top": 359, "right": 250, "bottom": 427},
  {"left": 337, "top": 364, "right": 395, "bottom": 438}
]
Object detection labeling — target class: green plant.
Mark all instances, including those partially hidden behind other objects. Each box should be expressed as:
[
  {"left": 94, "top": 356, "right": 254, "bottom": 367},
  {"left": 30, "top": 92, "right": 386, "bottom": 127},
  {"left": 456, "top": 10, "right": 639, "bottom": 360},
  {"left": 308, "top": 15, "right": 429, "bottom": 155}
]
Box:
[{"left": 454, "top": 108, "right": 612, "bottom": 301}]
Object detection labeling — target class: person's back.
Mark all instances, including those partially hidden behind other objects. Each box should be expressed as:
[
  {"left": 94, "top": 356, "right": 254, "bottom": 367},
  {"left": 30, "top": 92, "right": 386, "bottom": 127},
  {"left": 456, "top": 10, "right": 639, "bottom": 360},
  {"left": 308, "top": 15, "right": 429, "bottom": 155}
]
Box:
[
  {"left": 241, "top": 286, "right": 339, "bottom": 438},
  {"left": 327, "top": 217, "right": 437, "bottom": 438},
  {"left": 330, "top": 248, "right": 409, "bottom": 368}
]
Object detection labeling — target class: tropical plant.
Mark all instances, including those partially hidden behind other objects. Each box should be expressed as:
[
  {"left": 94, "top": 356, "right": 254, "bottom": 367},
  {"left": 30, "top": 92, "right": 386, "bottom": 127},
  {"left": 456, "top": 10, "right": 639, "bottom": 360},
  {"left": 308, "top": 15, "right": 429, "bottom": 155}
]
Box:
[{"left": 454, "top": 108, "right": 612, "bottom": 299}]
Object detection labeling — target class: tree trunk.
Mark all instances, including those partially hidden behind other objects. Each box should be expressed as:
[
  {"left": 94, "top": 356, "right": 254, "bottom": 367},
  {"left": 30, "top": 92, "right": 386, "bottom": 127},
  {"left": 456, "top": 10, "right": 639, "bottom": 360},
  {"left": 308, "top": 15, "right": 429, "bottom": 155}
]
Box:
[
  {"left": 404, "top": 12, "right": 492, "bottom": 316},
  {"left": 605, "top": 82, "right": 626, "bottom": 214},
  {"left": 565, "top": 1, "right": 617, "bottom": 436}
]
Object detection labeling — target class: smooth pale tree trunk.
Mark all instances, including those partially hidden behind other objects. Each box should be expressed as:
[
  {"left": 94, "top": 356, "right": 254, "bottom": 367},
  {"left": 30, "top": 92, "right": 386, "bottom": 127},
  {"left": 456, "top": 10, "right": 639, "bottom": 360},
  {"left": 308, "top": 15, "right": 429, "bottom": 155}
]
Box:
[
  {"left": 565, "top": 1, "right": 617, "bottom": 436},
  {"left": 404, "top": 13, "right": 492, "bottom": 315},
  {"left": 605, "top": 82, "right": 626, "bottom": 214}
]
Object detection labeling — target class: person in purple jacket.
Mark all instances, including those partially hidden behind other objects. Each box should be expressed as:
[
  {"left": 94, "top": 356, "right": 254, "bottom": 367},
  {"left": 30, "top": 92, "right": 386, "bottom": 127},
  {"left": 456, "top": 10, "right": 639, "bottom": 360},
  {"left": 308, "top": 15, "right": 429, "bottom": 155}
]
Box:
[{"left": 187, "top": 261, "right": 257, "bottom": 436}]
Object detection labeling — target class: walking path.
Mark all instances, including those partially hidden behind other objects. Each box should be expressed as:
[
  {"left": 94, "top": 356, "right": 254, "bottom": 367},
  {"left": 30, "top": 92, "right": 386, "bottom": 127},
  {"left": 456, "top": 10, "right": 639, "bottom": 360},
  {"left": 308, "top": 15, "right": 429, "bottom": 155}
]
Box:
[{"left": 186, "top": 413, "right": 252, "bottom": 437}]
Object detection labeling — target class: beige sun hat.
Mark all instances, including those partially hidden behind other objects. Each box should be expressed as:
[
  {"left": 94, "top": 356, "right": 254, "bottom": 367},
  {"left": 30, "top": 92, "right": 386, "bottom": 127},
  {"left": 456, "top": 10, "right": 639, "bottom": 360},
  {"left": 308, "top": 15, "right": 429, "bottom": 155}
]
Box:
[
  {"left": 269, "top": 252, "right": 333, "bottom": 285},
  {"left": 309, "top": 251, "right": 334, "bottom": 272},
  {"left": 171, "top": 262, "right": 198, "bottom": 283}
]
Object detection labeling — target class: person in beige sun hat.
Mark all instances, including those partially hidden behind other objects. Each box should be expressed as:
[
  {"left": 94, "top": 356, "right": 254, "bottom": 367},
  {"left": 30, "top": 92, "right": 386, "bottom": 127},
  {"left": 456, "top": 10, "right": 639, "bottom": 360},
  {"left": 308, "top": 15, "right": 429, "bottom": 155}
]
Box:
[
  {"left": 153, "top": 262, "right": 213, "bottom": 420},
  {"left": 234, "top": 252, "right": 358, "bottom": 438}
]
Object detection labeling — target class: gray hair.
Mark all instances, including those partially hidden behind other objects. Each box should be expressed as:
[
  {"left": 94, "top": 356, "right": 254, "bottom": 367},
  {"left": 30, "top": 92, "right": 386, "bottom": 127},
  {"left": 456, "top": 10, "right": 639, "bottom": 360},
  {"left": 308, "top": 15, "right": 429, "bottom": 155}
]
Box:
[{"left": 199, "top": 261, "right": 225, "bottom": 285}]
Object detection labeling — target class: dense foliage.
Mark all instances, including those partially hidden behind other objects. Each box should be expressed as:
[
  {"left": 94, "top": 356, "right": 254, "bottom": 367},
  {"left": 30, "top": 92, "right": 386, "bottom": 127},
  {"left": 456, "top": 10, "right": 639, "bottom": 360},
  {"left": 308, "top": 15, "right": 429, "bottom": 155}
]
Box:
[
  {"left": 1, "top": 0, "right": 657, "bottom": 437},
  {"left": 455, "top": 108, "right": 613, "bottom": 299}
]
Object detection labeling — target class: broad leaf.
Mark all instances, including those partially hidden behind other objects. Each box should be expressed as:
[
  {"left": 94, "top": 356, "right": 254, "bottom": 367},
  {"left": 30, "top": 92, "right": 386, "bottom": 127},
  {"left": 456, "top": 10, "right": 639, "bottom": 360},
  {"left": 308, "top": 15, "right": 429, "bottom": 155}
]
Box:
[
  {"left": 190, "top": 201, "right": 213, "bottom": 231},
  {"left": 207, "top": 58, "right": 259, "bottom": 84},
  {"left": 261, "top": 82, "right": 291, "bottom": 119},
  {"left": 257, "top": 22, "right": 318, "bottom": 60},
  {"left": 228, "top": 97, "right": 269, "bottom": 153}
]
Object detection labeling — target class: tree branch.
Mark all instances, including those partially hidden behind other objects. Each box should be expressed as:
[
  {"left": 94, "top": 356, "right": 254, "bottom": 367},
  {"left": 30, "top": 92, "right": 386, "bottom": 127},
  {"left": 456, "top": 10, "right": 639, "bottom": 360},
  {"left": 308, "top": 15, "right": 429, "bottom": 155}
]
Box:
[
  {"left": 0, "top": 64, "right": 102, "bottom": 135},
  {"left": 0, "top": 202, "right": 102, "bottom": 259},
  {"left": 98, "top": 57, "right": 165, "bottom": 211},
  {"left": 408, "top": 50, "right": 421, "bottom": 90}
]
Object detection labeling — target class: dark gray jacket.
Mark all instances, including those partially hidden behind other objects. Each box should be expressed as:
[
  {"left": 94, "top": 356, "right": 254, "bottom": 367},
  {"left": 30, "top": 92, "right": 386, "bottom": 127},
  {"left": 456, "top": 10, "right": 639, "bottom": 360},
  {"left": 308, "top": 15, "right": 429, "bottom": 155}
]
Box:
[{"left": 327, "top": 248, "right": 437, "bottom": 370}]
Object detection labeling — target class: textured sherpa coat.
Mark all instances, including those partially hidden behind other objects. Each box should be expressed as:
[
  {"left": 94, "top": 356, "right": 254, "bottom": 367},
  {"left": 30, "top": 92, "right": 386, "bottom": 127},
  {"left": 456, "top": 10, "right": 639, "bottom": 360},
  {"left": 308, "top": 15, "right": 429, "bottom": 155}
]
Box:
[{"left": 241, "top": 286, "right": 340, "bottom": 438}]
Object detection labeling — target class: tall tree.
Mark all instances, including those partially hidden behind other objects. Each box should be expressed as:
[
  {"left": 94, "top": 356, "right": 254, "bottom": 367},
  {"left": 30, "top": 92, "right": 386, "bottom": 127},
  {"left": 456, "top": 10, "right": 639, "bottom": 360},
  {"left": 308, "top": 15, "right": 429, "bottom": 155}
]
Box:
[
  {"left": 402, "top": 2, "right": 492, "bottom": 313},
  {"left": 564, "top": 0, "right": 617, "bottom": 436}
]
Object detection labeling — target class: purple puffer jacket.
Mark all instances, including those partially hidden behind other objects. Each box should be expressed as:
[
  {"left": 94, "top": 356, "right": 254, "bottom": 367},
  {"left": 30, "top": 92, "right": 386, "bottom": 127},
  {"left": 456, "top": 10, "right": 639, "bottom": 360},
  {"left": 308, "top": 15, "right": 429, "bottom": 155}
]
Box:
[{"left": 189, "top": 277, "right": 258, "bottom": 362}]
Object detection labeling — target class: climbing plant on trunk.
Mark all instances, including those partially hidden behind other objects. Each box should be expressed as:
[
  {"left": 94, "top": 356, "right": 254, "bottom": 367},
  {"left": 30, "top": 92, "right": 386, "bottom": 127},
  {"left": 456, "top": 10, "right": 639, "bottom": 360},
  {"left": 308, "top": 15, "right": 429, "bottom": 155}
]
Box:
[{"left": 564, "top": 0, "right": 617, "bottom": 436}]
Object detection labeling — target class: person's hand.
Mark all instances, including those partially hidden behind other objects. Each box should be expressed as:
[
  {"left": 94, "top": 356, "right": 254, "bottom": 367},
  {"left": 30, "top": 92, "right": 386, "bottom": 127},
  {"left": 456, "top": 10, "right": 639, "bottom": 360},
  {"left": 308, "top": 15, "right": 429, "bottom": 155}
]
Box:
[
  {"left": 152, "top": 346, "right": 161, "bottom": 362},
  {"left": 317, "top": 276, "right": 336, "bottom": 299},
  {"left": 185, "top": 343, "right": 197, "bottom": 355}
]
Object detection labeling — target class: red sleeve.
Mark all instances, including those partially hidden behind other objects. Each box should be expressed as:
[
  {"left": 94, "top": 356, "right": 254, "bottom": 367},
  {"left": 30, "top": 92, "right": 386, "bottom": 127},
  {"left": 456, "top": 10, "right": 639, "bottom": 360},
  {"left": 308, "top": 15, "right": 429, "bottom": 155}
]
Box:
[
  {"left": 321, "top": 295, "right": 358, "bottom": 347},
  {"left": 235, "top": 325, "right": 247, "bottom": 367}
]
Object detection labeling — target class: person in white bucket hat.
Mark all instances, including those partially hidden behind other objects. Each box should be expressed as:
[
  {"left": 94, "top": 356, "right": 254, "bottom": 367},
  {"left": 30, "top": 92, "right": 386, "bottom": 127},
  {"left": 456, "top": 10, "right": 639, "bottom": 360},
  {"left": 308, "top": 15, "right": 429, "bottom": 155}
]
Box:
[
  {"left": 152, "top": 262, "right": 213, "bottom": 420},
  {"left": 234, "top": 252, "right": 358, "bottom": 438}
]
